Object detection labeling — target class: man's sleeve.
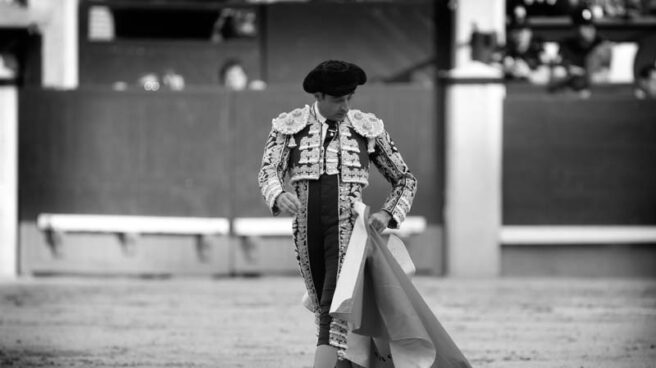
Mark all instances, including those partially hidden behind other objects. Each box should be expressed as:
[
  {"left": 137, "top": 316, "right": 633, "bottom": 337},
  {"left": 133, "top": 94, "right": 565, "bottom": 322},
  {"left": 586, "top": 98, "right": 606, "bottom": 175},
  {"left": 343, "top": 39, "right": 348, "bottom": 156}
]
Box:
[
  {"left": 257, "top": 128, "right": 289, "bottom": 216},
  {"left": 370, "top": 130, "right": 418, "bottom": 229}
]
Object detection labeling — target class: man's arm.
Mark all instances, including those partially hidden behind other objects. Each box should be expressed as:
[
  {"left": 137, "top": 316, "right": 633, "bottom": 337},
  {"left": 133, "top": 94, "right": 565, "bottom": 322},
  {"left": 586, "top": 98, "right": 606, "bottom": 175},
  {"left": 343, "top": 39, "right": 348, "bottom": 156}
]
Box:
[
  {"left": 257, "top": 128, "right": 289, "bottom": 216},
  {"left": 369, "top": 130, "right": 418, "bottom": 229}
]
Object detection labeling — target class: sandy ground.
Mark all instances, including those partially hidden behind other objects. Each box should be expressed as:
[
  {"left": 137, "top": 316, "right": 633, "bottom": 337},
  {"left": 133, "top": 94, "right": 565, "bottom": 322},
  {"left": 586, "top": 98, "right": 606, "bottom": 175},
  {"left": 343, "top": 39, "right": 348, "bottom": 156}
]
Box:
[{"left": 0, "top": 276, "right": 655, "bottom": 368}]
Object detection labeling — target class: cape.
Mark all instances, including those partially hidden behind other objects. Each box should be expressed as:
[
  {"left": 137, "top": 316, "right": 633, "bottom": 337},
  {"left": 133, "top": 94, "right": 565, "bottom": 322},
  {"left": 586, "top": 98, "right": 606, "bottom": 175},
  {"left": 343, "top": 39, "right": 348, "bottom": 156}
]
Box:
[{"left": 330, "top": 202, "right": 472, "bottom": 368}]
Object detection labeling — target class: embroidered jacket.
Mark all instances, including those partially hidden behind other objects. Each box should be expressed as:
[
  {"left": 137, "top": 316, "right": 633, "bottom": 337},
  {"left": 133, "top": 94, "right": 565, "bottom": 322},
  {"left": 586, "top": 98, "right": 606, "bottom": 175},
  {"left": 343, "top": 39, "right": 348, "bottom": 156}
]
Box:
[{"left": 258, "top": 105, "right": 417, "bottom": 228}]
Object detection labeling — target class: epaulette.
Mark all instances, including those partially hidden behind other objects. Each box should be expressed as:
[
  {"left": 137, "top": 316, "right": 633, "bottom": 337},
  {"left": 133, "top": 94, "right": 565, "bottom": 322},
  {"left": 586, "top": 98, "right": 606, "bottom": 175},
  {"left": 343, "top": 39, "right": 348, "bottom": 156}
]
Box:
[
  {"left": 272, "top": 105, "right": 310, "bottom": 135},
  {"left": 348, "top": 109, "right": 385, "bottom": 138}
]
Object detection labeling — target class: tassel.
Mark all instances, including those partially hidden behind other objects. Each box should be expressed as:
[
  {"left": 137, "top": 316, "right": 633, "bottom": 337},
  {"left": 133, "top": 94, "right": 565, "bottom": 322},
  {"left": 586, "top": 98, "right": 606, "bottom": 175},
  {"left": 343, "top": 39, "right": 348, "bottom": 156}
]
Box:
[
  {"left": 367, "top": 138, "right": 375, "bottom": 153},
  {"left": 288, "top": 135, "right": 297, "bottom": 147}
]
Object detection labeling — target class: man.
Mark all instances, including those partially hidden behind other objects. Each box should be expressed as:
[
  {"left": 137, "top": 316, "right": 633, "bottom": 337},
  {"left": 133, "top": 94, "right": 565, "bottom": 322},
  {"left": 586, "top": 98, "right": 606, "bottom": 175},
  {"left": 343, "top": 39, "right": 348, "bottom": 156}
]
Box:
[
  {"left": 554, "top": 6, "right": 612, "bottom": 94},
  {"left": 502, "top": 14, "right": 547, "bottom": 83},
  {"left": 258, "top": 60, "right": 417, "bottom": 368},
  {"left": 635, "top": 63, "right": 656, "bottom": 99}
]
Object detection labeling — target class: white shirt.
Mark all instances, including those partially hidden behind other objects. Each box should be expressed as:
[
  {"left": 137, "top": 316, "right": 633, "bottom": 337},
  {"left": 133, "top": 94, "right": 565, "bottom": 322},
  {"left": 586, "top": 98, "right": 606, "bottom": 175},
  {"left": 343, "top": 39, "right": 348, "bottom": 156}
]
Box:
[{"left": 313, "top": 102, "right": 337, "bottom": 144}]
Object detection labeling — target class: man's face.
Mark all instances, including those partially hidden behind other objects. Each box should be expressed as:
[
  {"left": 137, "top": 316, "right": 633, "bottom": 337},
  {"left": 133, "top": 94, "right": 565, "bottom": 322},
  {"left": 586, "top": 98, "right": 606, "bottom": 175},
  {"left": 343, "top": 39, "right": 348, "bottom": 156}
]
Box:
[
  {"left": 510, "top": 28, "right": 532, "bottom": 52},
  {"left": 316, "top": 92, "right": 353, "bottom": 121},
  {"left": 225, "top": 65, "right": 248, "bottom": 90},
  {"left": 577, "top": 25, "right": 596, "bottom": 43}
]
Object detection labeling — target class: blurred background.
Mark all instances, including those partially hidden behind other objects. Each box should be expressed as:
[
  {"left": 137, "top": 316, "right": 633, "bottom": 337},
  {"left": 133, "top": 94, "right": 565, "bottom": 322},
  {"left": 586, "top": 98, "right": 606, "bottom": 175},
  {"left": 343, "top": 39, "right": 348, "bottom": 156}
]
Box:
[{"left": 0, "top": 0, "right": 655, "bottom": 279}]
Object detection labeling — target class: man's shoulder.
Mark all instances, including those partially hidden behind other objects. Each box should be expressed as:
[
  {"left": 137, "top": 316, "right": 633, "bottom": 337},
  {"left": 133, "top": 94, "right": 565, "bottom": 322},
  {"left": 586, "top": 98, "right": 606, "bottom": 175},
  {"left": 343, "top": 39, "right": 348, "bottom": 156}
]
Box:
[
  {"left": 271, "top": 105, "right": 311, "bottom": 135},
  {"left": 347, "top": 109, "right": 385, "bottom": 138}
]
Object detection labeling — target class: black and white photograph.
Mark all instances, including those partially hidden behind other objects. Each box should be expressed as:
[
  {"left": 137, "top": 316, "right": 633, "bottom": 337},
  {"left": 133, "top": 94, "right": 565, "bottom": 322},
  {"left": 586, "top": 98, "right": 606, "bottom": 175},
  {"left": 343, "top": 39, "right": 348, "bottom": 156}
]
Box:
[{"left": 0, "top": 0, "right": 655, "bottom": 367}]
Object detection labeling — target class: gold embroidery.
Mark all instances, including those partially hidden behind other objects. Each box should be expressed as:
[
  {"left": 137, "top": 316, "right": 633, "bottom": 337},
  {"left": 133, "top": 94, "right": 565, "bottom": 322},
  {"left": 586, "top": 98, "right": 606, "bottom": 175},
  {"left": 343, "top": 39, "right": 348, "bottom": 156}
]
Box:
[
  {"left": 339, "top": 124, "right": 352, "bottom": 137},
  {"left": 325, "top": 138, "right": 340, "bottom": 175},
  {"left": 347, "top": 109, "right": 384, "bottom": 138},
  {"left": 258, "top": 129, "right": 289, "bottom": 213},
  {"left": 299, "top": 149, "right": 320, "bottom": 164},
  {"left": 290, "top": 164, "right": 320, "bottom": 183},
  {"left": 342, "top": 151, "right": 361, "bottom": 168},
  {"left": 292, "top": 181, "right": 321, "bottom": 313},
  {"left": 272, "top": 105, "right": 310, "bottom": 134},
  {"left": 341, "top": 137, "right": 360, "bottom": 153},
  {"left": 309, "top": 125, "right": 321, "bottom": 135},
  {"left": 341, "top": 166, "right": 369, "bottom": 185},
  {"left": 299, "top": 135, "right": 320, "bottom": 150}
]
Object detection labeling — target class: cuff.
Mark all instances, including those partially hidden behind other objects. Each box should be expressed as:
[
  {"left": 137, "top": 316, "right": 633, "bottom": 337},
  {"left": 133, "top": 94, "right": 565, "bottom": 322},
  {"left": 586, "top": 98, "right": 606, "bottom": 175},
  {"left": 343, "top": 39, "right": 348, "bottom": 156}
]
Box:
[{"left": 263, "top": 179, "right": 284, "bottom": 214}]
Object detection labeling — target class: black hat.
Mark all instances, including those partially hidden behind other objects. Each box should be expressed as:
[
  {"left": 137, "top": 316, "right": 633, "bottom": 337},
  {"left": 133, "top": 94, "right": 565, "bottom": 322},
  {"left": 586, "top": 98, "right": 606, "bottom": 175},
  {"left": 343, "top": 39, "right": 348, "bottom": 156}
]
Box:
[
  {"left": 303, "top": 60, "right": 367, "bottom": 96},
  {"left": 571, "top": 6, "right": 595, "bottom": 26}
]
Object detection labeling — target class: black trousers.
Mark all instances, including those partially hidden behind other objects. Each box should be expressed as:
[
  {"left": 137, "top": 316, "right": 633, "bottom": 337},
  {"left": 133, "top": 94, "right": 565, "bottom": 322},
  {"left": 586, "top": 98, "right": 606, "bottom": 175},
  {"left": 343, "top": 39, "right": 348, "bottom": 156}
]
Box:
[{"left": 307, "top": 174, "right": 340, "bottom": 346}]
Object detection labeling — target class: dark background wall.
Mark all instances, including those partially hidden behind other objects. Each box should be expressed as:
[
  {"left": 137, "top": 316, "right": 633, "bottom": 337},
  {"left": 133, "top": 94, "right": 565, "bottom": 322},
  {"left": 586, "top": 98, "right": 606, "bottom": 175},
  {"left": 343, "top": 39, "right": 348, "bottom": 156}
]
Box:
[
  {"left": 19, "top": 85, "right": 441, "bottom": 223},
  {"left": 19, "top": 89, "right": 233, "bottom": 219},
  {"left": 503, "top": 95, "right": 656, "bottom": 225},
  {"left": 79, "top": 40, "right": 262, "bottom": 86},
  {"left": 21, "top": 88, "right": 656, "bottom": 227}
]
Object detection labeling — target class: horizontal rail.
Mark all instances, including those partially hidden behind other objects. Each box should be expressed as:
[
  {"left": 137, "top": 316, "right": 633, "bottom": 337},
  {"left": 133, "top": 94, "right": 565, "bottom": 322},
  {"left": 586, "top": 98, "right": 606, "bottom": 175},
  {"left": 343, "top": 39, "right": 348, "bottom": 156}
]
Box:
[
  {"left": 37, "top": 214, "right": 230, "bottom": 235},
  {"left": 232, "top": 216, "right": 427, "bottom": 237},
  {"left": 500, "top": 226, "right": 656, "bottom": 245}
]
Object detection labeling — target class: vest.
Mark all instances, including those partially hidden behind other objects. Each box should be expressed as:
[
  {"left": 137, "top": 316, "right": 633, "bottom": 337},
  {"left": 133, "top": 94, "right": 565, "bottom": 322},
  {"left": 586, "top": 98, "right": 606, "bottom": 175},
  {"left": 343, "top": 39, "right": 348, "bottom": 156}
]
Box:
[{"left": 271, "top": 105, "right": 385, "bottom": 186}]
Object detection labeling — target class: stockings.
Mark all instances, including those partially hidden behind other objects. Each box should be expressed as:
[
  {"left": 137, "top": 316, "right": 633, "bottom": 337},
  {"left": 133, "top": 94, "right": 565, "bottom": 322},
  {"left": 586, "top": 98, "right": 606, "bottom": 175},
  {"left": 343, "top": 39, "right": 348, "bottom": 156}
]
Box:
[
  {"left": 313, "top": 345, "right": 338, "bottom": 368},
  {"left": 313, "top": 345, "right": 353, "bottom": 368}
]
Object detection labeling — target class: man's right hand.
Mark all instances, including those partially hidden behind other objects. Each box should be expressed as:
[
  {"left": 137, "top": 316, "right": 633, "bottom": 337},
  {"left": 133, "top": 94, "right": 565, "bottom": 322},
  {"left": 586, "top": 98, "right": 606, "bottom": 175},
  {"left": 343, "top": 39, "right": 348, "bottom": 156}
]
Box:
[{"left": 275, "top": 192, "right": 302, "bottom": 216}]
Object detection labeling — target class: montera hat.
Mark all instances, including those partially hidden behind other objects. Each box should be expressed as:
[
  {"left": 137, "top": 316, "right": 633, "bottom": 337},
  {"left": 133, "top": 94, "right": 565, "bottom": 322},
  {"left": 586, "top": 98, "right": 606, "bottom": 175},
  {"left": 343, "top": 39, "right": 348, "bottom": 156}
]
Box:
[{"left": 303, "top": 60, "right": 367, "bottom": 96}]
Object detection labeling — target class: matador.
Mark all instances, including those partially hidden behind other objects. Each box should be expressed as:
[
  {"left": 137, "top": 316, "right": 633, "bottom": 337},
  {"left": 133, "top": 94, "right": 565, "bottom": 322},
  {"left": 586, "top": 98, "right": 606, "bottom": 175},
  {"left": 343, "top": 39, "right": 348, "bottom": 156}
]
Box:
[{"left": 258, "top": 60, "right": 417, "bottom": 368}]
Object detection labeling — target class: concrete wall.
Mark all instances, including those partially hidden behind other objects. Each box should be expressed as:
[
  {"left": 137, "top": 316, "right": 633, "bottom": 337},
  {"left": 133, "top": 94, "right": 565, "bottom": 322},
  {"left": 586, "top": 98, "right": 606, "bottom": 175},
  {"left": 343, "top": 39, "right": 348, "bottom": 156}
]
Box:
[{"left": 0, "top": 87, "right": 18, "bottom": 278}]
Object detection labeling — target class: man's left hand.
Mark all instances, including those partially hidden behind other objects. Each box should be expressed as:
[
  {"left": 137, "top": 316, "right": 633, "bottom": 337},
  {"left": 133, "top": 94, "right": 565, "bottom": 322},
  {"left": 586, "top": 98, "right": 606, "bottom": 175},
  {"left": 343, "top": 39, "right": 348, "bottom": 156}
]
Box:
[{"left": 368, "top": 211, "right": 391, "bottom": 233}]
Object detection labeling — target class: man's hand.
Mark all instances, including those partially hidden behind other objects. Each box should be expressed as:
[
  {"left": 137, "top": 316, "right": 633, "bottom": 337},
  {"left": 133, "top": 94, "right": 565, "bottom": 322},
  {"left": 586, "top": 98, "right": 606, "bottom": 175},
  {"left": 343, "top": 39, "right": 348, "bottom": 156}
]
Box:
[
  {"left": 275, "top": 192, "right": 302, "bottom": 216},
  {"left": 368, "top": 211, "right": 391, "bottom": 233}
]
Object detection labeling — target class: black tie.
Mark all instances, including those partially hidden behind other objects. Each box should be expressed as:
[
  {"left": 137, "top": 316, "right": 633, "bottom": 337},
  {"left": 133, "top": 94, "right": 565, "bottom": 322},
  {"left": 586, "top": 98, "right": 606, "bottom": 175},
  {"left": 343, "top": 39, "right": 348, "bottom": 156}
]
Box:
[{"left": 324, "top": 119, "right": 338, "bottom": 149}]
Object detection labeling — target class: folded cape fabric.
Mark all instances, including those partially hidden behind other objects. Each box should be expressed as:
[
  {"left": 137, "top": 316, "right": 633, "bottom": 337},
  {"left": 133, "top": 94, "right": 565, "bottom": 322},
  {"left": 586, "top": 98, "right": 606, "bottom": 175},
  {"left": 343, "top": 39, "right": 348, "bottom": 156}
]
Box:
[{"left": 330, "top": 202, "right": 472, "bottom": 368}]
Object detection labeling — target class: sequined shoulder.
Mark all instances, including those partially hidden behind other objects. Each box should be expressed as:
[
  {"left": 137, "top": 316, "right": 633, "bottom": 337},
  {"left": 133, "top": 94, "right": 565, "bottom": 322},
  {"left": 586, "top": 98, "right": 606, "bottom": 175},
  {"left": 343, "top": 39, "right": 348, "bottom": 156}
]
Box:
[
  {"left": 272, "top": 105, "right": 310, "bottom": 135},
  {"left": 347, "top": 109, "right": 385, "bottom": 138}
]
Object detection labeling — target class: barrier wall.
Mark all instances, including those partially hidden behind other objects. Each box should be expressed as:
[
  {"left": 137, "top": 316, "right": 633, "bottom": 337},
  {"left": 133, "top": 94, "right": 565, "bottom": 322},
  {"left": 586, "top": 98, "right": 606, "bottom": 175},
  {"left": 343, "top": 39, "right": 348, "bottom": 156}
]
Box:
[
  {"left": 503, "top": 95, "right": 656, "bottom": 225},
  {"left": 17, "top": 86, "right": 656, "bottom": 277},
  {"left": 18, "top": 85, "right": 443, "bottom": 275},
  {"left": 19, "top": 85, "right": 440, "bottom": 221},
  {"left": 19, "top": 88, "right": 233, "bottom": 219},
  {"left": 502, "top": 94, "right": 656, "bottom": 277}
]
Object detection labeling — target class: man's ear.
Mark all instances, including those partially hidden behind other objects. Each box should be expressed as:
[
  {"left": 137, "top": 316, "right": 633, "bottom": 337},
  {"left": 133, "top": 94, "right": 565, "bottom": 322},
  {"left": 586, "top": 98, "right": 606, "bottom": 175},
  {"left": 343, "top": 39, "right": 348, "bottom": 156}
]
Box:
[{"left": 313, "top": 92, "right": 324, "bottom": 101}]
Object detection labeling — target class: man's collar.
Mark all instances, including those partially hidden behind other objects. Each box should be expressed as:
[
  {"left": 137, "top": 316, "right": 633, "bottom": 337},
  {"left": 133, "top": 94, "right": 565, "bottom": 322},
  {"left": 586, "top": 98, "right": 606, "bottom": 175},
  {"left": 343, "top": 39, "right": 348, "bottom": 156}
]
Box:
[{"left": 313, "top": 102, "right": 327, "bottom": 123}]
